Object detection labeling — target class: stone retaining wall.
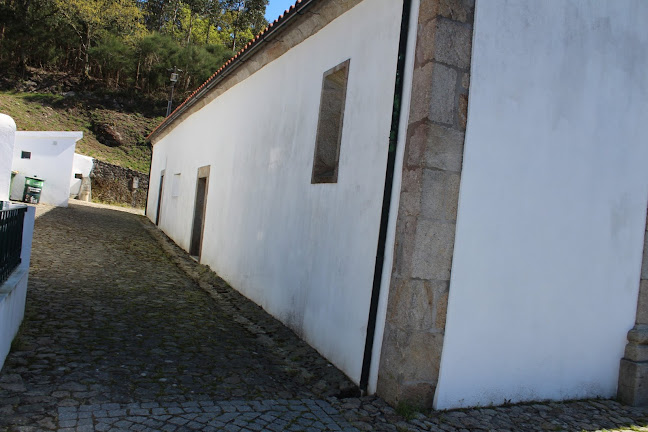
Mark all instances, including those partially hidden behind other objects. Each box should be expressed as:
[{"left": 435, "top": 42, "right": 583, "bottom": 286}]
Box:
[{"left": 90, "top": 160, "right": 149, "bottom": 209}]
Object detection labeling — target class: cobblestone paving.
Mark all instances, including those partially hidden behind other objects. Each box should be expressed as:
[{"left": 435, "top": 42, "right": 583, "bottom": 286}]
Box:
[{"left": 0, "top": 201, "right": 648, "bottom": 431}]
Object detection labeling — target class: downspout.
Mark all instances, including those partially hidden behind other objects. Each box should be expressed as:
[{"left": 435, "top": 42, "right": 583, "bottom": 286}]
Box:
[{"left": 359, "top": 0, "right": 413, "bottom": 393}]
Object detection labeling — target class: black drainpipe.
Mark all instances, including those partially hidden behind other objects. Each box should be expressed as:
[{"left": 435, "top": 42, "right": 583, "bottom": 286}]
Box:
[{"left": 359, "top": 0, "right": 413, "bottom": 393}]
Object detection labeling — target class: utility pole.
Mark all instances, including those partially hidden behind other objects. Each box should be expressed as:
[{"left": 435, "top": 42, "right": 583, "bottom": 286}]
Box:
[{"left": 166, "top": 66, "right": 182, "bottom": 117}]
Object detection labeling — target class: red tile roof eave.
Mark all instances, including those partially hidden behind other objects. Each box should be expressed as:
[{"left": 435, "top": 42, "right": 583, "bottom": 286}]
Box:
[{"left": 147, "top": 0, "right": 316, "bottom": 143}]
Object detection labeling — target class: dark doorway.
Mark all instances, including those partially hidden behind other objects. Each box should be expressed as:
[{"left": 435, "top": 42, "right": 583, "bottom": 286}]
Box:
[
  {"left": 190, "top": 166, "right": 210, "bottom": 259},
  {"left": 155, "top": 173, "right": 164, "bottom": 226}
]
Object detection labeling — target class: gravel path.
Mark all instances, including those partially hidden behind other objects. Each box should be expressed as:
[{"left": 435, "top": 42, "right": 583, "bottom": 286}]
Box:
[{"left": 0, "top": 201, "right": 647, "bottom": 431}]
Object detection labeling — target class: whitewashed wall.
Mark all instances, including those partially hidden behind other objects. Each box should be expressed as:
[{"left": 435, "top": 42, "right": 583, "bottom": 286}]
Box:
[
  {"left": 70, "top": 153, "right": 94, "bottom": 197},
  {"left": 0, "top": 114, "right": 16, "bottom": 201},
  {"left": 435, "top": 0, "right": 648, "bottom": 409},
  {"left": 148, "top": 0, "right": 403, "bottom": 383},
  {"left": 10, "top": 132, "right": 83, "bottom": 207},
  {"left": 0, "top": 205, "right": 35, "bottom": 371}
]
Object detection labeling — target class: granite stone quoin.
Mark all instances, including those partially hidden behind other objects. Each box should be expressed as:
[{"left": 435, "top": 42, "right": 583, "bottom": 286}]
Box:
[
  {"left": 377, "top": 0, "right": 474, "bottom": 409},
  {"left": 619, "top": 212, "right": 648, "bottom": 406}
]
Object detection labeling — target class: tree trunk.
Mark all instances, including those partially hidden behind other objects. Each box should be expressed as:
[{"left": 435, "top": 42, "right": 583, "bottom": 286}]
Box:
[
  {"left": 135, "top": 57, "right": 141, "bottom": 89},
  {"left": 83, "top": 26, "right": 91, "bottom": 77},
  {"left": 171, "top": 0, "right": 180, "bottom": 27},
  {"left": 186, "top": 12, "right": 194, "bottom": 45},
  {"left": 231, "top": 3, "right": 244, "bottom": 52}
]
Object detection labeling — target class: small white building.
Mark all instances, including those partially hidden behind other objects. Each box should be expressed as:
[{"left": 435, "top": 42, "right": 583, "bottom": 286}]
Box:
[
  {"left": 10, "top": 131, "right": 83, "bottom": 207},
  {"left": 146, "top": 0, "right": 648, "bottom": 410}
]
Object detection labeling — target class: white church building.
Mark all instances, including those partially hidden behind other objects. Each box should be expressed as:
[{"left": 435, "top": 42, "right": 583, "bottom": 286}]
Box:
[{"left": 146, "top": 0, "right": 648, "bottom": 409}]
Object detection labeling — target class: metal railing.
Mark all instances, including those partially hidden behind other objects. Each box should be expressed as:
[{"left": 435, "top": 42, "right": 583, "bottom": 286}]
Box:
[{"left": 0, "top": 203, "right": 27, "bottom": 285}]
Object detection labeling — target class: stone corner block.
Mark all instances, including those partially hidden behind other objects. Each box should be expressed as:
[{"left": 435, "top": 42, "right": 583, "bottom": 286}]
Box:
[
  {"left": 641, "top": 232, "right": 648, "bottom": 279},
  {"left": 627, "top": 325, "right": 648, "bottom": 345},
  {"left": 429, "top": 63, "right": 457, "bottom": 125},
  {"left": 434, "top": 18, "right": 473, "bottom": 69},
  {"left": 409, "top": 62, "right": 435, "bottom": 124},
  {"left": 625, "top": 343, "right": 648, "bottom": 363},
  {"left": 438, "top": 0, "right": 475, "bottom": 23},
  {"left": 400, "top": 382, "right": 436, "bottom": 411},
  {"left": 618, "top": 358, "right": 648, "bottom": 406},
  {"left": 411, "top": 220, "right": 457, "bottom": 280},
  {"left": 385, "top": 279, "right": 434, "bottom": 330},
  {"left": 421, "top": 169, "right": 460, "bottom": 222},
  {"left": 423, "top": 123, "right": 465, "bottom": 172},
  {"left": 636, "top": 280, "right": 648, "bottom": 324},
  {"left": 407, "top": 121, "right": 466, "bottom": 172}
]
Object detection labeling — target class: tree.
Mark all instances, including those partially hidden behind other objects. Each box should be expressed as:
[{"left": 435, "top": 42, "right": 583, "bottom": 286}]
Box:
[
  {"left": 221, "top": 0, "right": 267, "bottom": 51},
  {"left": 0, "top": 0, "right": 268, "bottom": 99},
  {"left": 55, "top": 0, "right": 145, "bottom": 76}
]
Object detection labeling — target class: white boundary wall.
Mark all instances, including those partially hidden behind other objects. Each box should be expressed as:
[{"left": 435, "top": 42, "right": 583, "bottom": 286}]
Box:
[
  {"left": 0, "top": 114, "right": 16, "bottom": 201},
  {"left": 0, "top": 205, "right": 35, "bottom": 371},
  {"left": 10, "top": 132, "right": 83, "bottom": 207},
  {"left": 436, "top": 0, "right": 648, "bottom": 409},
  {"left": 148, "top": 0, "right": 403, "bottom": 383},
  {"left": 70, "top": 153, "right": 94, "bottom": 197}
]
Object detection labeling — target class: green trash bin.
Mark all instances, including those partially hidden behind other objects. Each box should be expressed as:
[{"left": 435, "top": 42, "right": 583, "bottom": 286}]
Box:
[{"left": 23, "top": 176, "right": 44, "bottom": 204}]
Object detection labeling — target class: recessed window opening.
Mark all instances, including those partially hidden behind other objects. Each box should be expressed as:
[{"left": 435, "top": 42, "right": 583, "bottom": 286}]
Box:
[
  {"left": 21, "top": 151, "right": 31, "bottom": 159},
  {"left": 311, "top": 59, "right": 350, "bottom": 184},
  {"left": 172, "top": 173, "right": 181, "bottom": 197},
  {"left": 74, "top": 173, "right": 83, "bottom": 179}
]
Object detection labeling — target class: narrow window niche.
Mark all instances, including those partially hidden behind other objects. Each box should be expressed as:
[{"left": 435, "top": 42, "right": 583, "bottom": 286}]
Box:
[
  {"left": 172, "top": 173, "right": 181, "bottom": 197},
  {"left": 21, "top": 151, "right": 31, "bottom": 159},
  {"left": 311, "top": 59, "right": 350, "bottom": 184}
]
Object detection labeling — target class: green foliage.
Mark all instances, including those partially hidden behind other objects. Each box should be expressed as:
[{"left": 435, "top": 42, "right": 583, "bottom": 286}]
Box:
[
  {"left": 395, "top": 401, "right": 420, "bottom": 421},
  {"left": 0, "top": 0, "right": 268, "bottom": 98},
  {"left": 0, "top": 91, "right": 161, "bottom": 173}
]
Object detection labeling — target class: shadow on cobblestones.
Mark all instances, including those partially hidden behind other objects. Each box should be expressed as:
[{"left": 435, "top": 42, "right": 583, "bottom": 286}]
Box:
[
  {"left": 1, "top": 202, "right": 648, "bottom": 432},
  {"left": 0, "top": 203, "right": 362, "bottom": 431}
]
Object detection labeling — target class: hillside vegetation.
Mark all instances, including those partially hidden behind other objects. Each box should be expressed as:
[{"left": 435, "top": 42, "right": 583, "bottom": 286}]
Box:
[
  {"left": 0, "top": 87, "right": 163, "bottom": 173},
  {"left": 0, "top": 0, "right": 272, "bottom": 173},
  {"left": 0, "top": 0, "right": 268, "bottom": 99}
]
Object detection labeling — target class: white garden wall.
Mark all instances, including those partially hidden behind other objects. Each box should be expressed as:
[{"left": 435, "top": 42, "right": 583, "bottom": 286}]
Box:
[
  {"left": 148, "top": 0, "right": 403, "bottom": 383},
  {"left": 0, "top": 205, "right": 35, "bottom": 371},
  {"left": 0, "top": 114, "right": 16, "bottom": 201},
  {"left": 435, "top": 0, "right": 648, "bottom": 409},
  {"left": 10, "top": 132, "right": 83, "bottom": 207}
]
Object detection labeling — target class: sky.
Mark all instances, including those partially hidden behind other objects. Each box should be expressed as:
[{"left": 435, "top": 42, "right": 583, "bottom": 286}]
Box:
[{"left": 265, "top": 0, "right": 297, "bottom": 22}]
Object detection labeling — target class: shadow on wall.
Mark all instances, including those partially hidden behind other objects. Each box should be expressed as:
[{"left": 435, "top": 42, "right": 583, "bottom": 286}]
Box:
[{"left": 90, "top": 160, "right": 149, "bottom": 208}]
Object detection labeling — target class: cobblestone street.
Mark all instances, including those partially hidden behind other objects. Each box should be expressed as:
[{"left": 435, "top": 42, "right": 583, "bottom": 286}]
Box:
[{"left": 1, "top": 201, "right": 648, "bottom": 431}]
